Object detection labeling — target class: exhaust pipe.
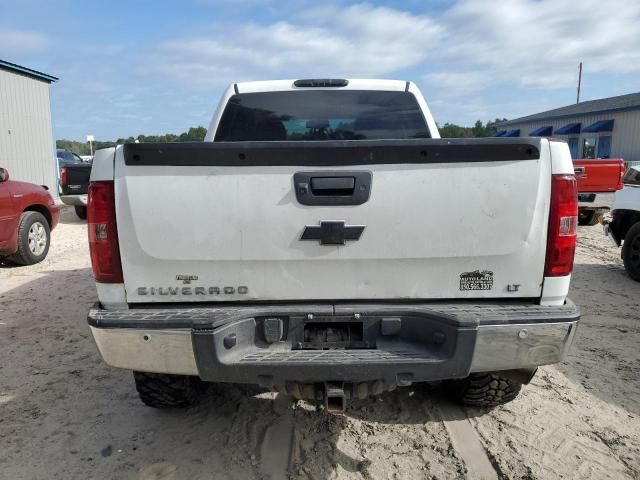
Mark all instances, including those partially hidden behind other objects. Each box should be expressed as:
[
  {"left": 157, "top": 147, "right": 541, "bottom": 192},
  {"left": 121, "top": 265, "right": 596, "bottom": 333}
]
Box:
[{"left": 323, "top": 382, "right": 346, "bottom": 414}]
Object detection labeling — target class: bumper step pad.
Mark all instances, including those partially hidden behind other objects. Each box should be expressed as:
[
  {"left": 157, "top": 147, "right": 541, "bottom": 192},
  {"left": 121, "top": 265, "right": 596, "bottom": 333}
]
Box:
[{"left": 239, "top": 348, "right": 437, "bottom": 364}]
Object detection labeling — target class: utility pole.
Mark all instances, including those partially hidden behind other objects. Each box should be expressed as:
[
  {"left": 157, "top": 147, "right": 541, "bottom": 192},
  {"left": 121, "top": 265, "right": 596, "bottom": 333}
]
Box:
[{"left": 576, "top": 62, "right": 582, "bottom": 104}]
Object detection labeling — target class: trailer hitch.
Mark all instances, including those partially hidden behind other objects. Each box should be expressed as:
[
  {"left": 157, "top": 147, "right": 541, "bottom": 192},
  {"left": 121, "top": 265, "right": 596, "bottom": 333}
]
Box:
[{"left": 323, "top": 382, "right": 347, "bottom": 414}]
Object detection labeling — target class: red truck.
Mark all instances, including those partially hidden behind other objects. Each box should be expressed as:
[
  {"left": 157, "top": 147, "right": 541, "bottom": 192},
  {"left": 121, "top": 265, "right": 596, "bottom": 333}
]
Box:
[
  {"left": 574, "top": 158, "right": 625, "bottom": 225},
  {"left": 0, "top": 167, "right": 60, "bottom": 265}
]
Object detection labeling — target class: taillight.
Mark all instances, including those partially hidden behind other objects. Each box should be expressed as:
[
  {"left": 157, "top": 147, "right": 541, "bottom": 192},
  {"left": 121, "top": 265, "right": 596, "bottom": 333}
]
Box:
[
  {"left": 87, "top": 181, "right": 123, "bottom": 283},
  {"left": 544, "top": 174, "right": 578, "bottom": 277},
  {"left": 616, "top": 162, "right": 625, "bottom": 190},
  {"left": 60, "top": 167, "right": 68, "bottom": 187}
]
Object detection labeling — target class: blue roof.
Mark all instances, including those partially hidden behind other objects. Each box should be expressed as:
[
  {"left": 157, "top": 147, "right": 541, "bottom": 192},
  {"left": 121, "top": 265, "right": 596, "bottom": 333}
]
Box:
[
  {"left": 582, "top": 119, "right": 614, "bottom": 133},
  {"left": 503, "top": 129, "right": 520, "bottom": 137},
  {"left": 555, "top": 122, "right": 581, "bottom": 135},
  {"left": 529, "top": 126, "right": 553, "bottom": 136},
  {"left": 494, "top": 130, "right": 507, "bottom": 137},
  {"left": 0, "top": 59, "right": 58, "bottom": 83}
]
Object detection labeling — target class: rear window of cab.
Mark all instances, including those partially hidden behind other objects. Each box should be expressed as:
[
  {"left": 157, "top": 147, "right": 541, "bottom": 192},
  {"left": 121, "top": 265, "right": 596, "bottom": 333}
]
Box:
[{"left": 214, "top": 90, "right": 430, "bottom": 142}]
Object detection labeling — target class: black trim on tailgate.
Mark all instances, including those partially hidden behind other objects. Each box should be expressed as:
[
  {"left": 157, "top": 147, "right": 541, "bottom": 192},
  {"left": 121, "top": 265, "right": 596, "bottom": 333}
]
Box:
[{"left": 123, "top": 138, "right": 541, "bottom": 167}]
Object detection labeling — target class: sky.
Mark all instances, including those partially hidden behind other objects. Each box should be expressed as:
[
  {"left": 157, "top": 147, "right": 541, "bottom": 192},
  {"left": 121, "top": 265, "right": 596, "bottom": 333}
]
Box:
[{"left": 2, "top": 0, "right": 640, "bottom": 141}]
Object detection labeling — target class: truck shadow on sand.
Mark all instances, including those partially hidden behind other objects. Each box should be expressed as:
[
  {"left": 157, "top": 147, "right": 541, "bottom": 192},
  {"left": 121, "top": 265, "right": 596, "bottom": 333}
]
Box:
[{"left": 137, "top": 381, "right": 480, "bottom": 480}]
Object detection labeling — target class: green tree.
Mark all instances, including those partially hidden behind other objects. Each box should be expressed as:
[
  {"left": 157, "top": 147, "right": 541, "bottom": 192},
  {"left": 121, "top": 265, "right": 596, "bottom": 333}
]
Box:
[
  {"left": 471, "top": 120, "right": 489, "bottom": 137},
  {"left": 180, "top": 126, "right": 207, "bottom": 141},
  {"left": 437, "top": 119, "right": 509, "bottom": 138},
  {"left": 438, "top": 123, "right": 471, "bottom": 138},
  {"left": 486, "top": 118, "right": 508, "bottom": 136},
  {"left": 55, "top": 139, "right": 91, "bottom": 155}
]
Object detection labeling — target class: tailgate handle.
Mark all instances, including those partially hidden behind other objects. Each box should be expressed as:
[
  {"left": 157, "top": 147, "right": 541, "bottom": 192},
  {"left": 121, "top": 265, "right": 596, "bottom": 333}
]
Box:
[
  {"left": 310, "top": 176, "right": 355, "bottom": 195},
  {"left": 574, "top": 166, "right": 586, "bottom": 176},
  {"left": 294, "top": 171, "right": 372, "bottom": 206}
]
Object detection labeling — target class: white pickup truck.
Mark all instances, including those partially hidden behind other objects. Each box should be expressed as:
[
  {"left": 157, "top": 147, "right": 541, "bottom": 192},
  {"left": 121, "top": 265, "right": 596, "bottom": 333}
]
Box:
[
  {"left": 604, "top": 165, "right": 640, "bottom": 281},
  {"left": 86, "top": 79, "right": 580, "bottom": 412}
]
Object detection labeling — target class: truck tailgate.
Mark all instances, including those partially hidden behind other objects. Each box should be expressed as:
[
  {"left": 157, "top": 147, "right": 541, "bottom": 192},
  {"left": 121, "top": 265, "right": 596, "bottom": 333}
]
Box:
[
  {"left": 573, "top": 158, "right": 624, "bottom": 193},
  {"left": 115, "top": 139, "right": 550, "bottom": 303},
  {"left": 61, "top": 164, "right": 92, "bottom": 195}
]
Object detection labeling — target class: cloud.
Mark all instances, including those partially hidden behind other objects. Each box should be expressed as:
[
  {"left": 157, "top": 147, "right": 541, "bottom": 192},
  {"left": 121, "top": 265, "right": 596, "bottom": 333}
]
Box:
[
  {"left": 44, "top": 0, "right": 640, "bottom": 138},
  {"left": 145, "top": 4, "right": 442, "bottom": 89},
  {"left": 0, "top": 28, "right": 48, "bottom": 56},
  {"left": 145, "top": 0, "right": 640, "bottom": 98},
  {"left": 437, "top": 0, "right": 640, "bottom": 89},
  {"left": 423, "top": 71, "right": 490, "bottom": 96}
]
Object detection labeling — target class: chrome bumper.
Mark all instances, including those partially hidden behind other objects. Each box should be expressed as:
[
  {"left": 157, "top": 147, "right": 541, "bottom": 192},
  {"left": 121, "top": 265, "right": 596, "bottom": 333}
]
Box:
[
  {"left": 88, "top": 301, "right": 579, "bottom": 384},
  {"left": 470, "top": 321, "right": 576, "bottom": 372},
  {"left": 90, "top": 326, "right": 198, "bottom": 375}
]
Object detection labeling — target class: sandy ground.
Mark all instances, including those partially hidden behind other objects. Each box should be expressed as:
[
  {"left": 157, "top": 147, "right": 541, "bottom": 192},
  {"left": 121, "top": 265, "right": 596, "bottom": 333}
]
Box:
[{"left": 1, "top": 206, "right": 639, "bottom": 480}]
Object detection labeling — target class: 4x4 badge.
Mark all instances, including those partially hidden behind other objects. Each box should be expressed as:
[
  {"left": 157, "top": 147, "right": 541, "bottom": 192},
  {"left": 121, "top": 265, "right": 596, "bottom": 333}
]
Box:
[{"left": 301, "top": 221, "right": 365, "bottom": 245}]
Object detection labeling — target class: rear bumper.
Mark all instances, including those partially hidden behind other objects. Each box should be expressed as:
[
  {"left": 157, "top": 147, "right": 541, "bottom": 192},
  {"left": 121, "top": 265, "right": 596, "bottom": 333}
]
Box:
[
  {"left": 87, "top": 301, "right": 580, "bottom": 387},
  {"left": 59, "top": 194, "right": 87, "bottom": 206},
  {"left": 578, "top": 192, "right": 614, "bottom": 209}
]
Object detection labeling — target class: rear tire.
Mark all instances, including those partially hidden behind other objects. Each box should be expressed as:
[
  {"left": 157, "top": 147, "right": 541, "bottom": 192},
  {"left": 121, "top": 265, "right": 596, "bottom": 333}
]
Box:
[
  {"left": 445, "top": 372, "right": 522, "bottom": 407},
  {"left": 74, "top": 206, "right": 87, "bottom": 220},
  {"left": 622, "top": 222, "right": 640, "bottom": 282},
  {"left": 578, "top": 210, "right": 601, "bottom": 226},
  {"left": 133, "top": 371, "right": 207, "bottom": 408},
  {"left": 7, "top": 211, "right": 51, "bottom": 265}
]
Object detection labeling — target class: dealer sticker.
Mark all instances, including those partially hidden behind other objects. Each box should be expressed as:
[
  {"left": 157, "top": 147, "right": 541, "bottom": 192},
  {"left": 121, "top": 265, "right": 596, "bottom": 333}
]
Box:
[{"left": 460, "top": 270, "right": 494, "bottom": 291}]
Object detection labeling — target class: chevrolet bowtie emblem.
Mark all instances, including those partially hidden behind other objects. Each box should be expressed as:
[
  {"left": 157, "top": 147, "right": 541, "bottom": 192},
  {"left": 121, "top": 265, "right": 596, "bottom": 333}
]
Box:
[{"left": 300, "top": 221, "right": 365, "bottom": 245}]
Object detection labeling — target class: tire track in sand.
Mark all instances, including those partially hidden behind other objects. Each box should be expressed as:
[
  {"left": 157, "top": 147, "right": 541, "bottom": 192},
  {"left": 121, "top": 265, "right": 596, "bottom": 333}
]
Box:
[
  {"left": 256, "top": 393, "right": 295, "bottom": 479},
  {"left": 436, "top": 402, "right": 499, "bottom": 480}
]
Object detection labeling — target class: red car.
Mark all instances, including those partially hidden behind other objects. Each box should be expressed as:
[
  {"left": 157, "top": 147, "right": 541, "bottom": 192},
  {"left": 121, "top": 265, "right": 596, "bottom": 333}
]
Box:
[{"left": 0, "top": 167, "right": 60, "bottom": 265}]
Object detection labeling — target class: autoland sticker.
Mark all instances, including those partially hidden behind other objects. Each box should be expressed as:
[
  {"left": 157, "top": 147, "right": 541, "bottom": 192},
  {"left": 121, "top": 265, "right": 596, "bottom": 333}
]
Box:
[{"left": 460, "top": 270, "right": 494, "bottom": 291}]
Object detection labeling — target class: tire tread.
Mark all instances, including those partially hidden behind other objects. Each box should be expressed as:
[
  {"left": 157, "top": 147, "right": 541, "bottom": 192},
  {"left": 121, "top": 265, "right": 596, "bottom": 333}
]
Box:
[
  {"left": 445, "top": 372, "right": 522, "bottom": 407},
  {"left": 74, "top": 206, "right": 87, "bottom": 220},
  {"left": 133, "top": 371, "right": 206, "bottom": 408},
  {"left": 622, "top": 222, "right": 640, "bottom": 282}
]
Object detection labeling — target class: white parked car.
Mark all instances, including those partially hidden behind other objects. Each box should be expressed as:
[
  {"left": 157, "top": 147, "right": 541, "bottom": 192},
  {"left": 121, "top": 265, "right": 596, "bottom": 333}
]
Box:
[
  {"left": 604, "top": 165, "right": 640, "bottom": 281},
  {"left": 85, "top": 79, "right": 580, "bottom": 412}
]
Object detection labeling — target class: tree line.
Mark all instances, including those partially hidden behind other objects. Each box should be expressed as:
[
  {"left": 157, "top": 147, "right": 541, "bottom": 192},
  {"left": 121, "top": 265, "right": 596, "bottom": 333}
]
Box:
[
  {"left": 56, "top": 126, "right": 208, "bottom": 155},
  {"left": 437, "top": 119, "right": 507, "bottom": 138},
  {"left": 56, "top": 120, "right": 507, "bottom": 155}
]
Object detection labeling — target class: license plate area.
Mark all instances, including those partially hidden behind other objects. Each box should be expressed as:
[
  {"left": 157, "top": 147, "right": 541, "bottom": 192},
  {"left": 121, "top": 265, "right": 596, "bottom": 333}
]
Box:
[{"left": 300, "top": 321, "right": 370, "bottom": 350}]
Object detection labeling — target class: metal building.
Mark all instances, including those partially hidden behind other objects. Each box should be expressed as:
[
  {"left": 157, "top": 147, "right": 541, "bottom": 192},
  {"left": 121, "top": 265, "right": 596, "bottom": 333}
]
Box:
[
  {"left": 0, "top": 59, "right": 58, "bottom": 193},
  {"left": 495, "top": 92, "right": 640, "bottom": 167}
]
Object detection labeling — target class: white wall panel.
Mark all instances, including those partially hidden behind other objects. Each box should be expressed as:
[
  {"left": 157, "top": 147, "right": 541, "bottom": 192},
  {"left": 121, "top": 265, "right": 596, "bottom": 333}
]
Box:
[{"left": 0, "top": 69, "right": 57, "bottom": 195}]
